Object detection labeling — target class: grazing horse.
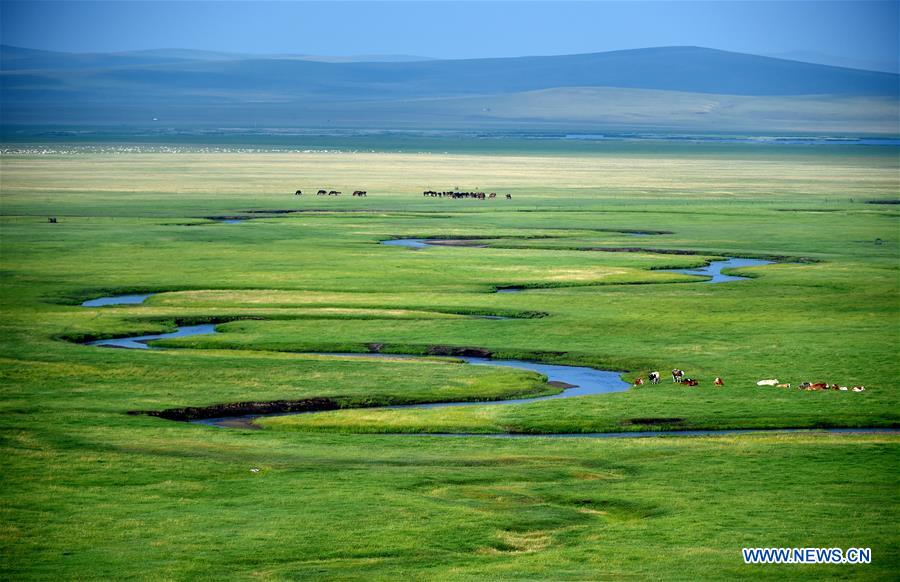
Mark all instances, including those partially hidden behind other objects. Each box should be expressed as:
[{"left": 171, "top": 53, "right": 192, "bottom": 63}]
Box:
[
  {"left": 328, "top": 190, "right": 341, "bottom": 196},
  {"left": 294, "top": 190, "right": 303, "bottom": 196},
  {"left": 633, "top": 377, "right": 644, "bottom": 386},
  {"left": 714, "top": 377, "right": 724, "bottom": 386},
  {"left": 648, "top": 371, "right": 661, "bottom": 385},
  {"left": 671, "top": 369, "right": 685, "bottom": 383},
  {"left": 352, "top": 190, "right": 367, "bottom": 197},
  {"left": 317, "top": 189, "right": 327, "bottom": 196}
]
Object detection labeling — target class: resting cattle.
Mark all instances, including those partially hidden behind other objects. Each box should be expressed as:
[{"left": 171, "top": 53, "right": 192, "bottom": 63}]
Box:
[
  {"left": 648, "top": 371, "right": 660, "bottom": 385},
  {"left": 851, "top": 386, "right": 865, "bottom": 392},
  {"left": 714, "top": 377, "right": 724, "bottom": 386},
  {"left": 672, "top": 369, "right": 685, "bottom": 383},
  {"left": 756, "top": 379, "right": 779, "bottom": 386},
  {"left": 633, "top": 377, "right": 644, "bottom": 386},
  {"left": 775, "top": 383, "right": 791, "bottom": 388},
  {"left": 681, "top": 378, "right": 699, "bottom": 387}
]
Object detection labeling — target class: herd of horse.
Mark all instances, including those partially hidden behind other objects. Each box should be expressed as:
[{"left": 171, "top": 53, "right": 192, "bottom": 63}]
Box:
[
  {"left": 633, "top": 368, "right": 865, "bottom": 392},
  {"left": 291, "top": 189, "right": 512, "bottom": 199},
  {"left": 422, "top": 190, "right": 511, "bottom": 199},
  {"left": 293, "top": 190, "right": 367, "bottom": 197}
]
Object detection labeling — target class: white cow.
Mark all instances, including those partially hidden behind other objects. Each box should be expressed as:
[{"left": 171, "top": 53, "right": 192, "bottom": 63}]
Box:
[{"left": 756, "top": 379, "right": 779, "bottom": 386}]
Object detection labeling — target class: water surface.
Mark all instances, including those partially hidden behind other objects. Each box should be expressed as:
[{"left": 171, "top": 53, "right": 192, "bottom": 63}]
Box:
[
  {"left": 88, "top": 324, "right": 217, "bottom": 349},
  {"left": 660, "top": 257, "right": 773, "bottom": 283},
  {"left": 81, "top": 293, "right": 154, "bottom": 307}
]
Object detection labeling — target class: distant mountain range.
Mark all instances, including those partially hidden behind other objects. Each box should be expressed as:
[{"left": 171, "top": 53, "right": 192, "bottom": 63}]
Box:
[{"left": 2, "top": 45, "right": 897, "bottom": 132}]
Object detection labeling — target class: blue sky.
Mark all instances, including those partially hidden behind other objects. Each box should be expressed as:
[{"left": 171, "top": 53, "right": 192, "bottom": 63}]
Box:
[{"left": 2, "top": 1, "right": 898, "bottom": 71}]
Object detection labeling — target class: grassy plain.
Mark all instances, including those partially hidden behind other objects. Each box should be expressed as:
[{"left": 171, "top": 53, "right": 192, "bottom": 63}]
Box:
[{"left": 1, "top": 143, "right": 898, "bottom": 579}]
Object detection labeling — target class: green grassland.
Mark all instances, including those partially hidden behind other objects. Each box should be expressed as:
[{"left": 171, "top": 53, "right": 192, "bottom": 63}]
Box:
[{"left": 1, "top": 144, "right": 898, "bottom": 579}]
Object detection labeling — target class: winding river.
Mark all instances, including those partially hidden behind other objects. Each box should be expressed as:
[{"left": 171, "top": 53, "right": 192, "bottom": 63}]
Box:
[
  {"left": 382, "top": 238, "right": 774, "bottom": 284},
  {"left": 76, "top": 250, "right": 847, "bottom": 436},
  {"left": 80, "top": 292, "right": 631, "bottom": 417},
  {"left": 79, "top": 294, "right": 893, "bottom": 437}
]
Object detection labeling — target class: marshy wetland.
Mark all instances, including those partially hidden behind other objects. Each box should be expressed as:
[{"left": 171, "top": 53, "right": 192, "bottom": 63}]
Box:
[{"left": 2, "top": 141, "right": 898, "bottom": 579}]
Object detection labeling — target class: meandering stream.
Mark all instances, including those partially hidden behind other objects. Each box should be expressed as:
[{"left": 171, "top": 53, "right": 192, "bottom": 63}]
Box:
[
  {"left": 76, "top": 247, "right": 796, "bottom": 434},
  {"left": 79, "top": 296, "right": 893, "bottom": 437},
  {"left": 381, "top": 238, "right": 774, "bottom": 284},
  {"left": 80, "top": 292, "right": 631, "bottom": 418}
]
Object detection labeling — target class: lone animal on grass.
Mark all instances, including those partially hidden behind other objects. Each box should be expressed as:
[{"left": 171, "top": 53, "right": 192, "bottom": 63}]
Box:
[
  {"left": 633, "top": 377, "right": 644, "bottom": 386},
  {"left": 48, "top": 217, "right": 57, "bottom": 223},
  {"left": 648, "top": 371, "right": 661, "bottom": 384},
  {"left": 714, "top": 377, "right": 724, "bottom": 386},
  {"left": 672, "top": 369, "right": 684, "bottom": 383},
  {"left": 505, "top": 193, "right": 512, "bottom": 199},
  {"left": 756, "top": 379, "right": 779, "bottom": 386}
]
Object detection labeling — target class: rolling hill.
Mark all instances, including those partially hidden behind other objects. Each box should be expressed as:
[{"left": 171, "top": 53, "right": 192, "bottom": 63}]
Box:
[{"left": 2, "top": 45, "right": 898, "bottom": 131}]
